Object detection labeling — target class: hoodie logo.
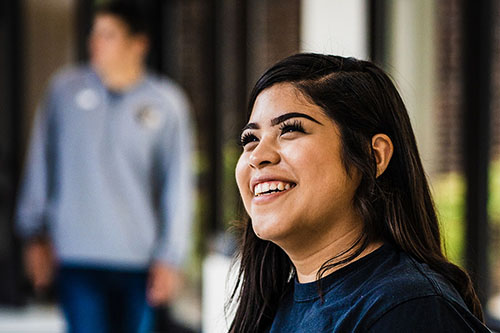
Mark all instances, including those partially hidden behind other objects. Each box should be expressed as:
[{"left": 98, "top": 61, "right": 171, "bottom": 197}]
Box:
[
  {"left": 75, "top": 88, "right": 100, "bottom": 110},
  {"left": 135, "top": 106, "right": 163, "bottom": 130}
]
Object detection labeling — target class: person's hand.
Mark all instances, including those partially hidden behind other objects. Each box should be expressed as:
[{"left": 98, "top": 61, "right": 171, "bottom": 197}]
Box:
[
  {"left": 24, "top": 240, "right": 55, "bottom": 292},
  {"left": 147, "top": 261, "right": 183, "bottom": 307}
]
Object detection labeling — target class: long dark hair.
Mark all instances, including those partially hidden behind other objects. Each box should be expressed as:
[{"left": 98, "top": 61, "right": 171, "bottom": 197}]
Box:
[{"left": 228, "top": 53, "right": 483, "bottom": 332}]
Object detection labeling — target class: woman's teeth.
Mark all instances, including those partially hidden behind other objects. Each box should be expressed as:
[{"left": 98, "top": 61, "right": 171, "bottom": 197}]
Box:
[{"left": 254, "top": 181, "right": 293, "bottom": 196}]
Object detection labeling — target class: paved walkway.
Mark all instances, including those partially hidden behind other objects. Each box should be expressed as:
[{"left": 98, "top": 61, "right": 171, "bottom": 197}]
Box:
[{"left": 0, "top": 304, "right": 65, "bottom": 333}]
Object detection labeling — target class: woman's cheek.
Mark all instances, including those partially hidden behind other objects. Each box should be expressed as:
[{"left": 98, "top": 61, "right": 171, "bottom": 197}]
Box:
[
  {"left": 235, "top": 155, "right": 251, "bottom": 205},
  {"left": 280, "top": 139, "right": 312, "bottom": 167}
]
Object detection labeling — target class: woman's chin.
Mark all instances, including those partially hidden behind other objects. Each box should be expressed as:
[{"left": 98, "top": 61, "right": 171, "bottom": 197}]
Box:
[{"left": 251, "top": 218, "right": 287, "bottom": 242}]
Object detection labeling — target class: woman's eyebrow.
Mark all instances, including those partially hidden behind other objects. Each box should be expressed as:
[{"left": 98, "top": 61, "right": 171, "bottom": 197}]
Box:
[
  {"left": 270, "top": 112, "right": 323, "bottom": 126},
  {"left": 241, "top": 122, "right": 259, "bottom": 132},
  {"left": 241, "top": 112, "right": 323, "bottom": 133}
]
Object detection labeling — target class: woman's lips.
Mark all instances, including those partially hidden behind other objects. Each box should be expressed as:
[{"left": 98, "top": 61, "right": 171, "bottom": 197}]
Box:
[
  {"left": 251, "top": 182, "right": 296, "bottom": 204},
  {"left": 253, "top": 181, "right": 295, "bottom": 196}
]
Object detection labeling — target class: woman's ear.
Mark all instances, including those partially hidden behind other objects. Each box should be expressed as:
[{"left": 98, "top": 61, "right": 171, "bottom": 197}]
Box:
[{"left": 371, "top": 134, "right": 394, "bottom": 178}]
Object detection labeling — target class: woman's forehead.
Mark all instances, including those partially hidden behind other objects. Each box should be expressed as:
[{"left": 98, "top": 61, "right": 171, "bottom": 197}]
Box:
[{"left": 249, "top": 84, "right": 327, "bottom": 124}]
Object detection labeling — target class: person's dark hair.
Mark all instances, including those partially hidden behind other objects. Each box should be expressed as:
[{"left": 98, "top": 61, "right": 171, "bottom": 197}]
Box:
[
  {"left": 228, "top": 53, "right": 483, "bottom": 332},
  {"left": 94, "top": 1, "right": 149, "bottom": 36}
]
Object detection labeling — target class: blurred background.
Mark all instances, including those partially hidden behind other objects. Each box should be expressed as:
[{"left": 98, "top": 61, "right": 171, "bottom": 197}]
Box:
[{"left": 1, "top": 0, "right": 500, "bottom": 331}]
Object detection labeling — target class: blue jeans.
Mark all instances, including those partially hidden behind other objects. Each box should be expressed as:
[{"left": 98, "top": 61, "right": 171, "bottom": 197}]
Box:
[{"left": 57, "top": 265, "right": 154, "bottom": 333}]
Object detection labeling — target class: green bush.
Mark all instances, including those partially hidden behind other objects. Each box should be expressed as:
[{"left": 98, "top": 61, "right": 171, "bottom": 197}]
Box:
[
  {"left": 433, "top": 172, "right": 465, "bottom": 266},
  {"left": 433, "top": 158, "right": 500, "bottom": 268}
]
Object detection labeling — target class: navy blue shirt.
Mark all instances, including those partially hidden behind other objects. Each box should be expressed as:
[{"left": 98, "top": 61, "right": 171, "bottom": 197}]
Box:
[{"left": 269, "top": 244, "right": 490, "bottom": 332}]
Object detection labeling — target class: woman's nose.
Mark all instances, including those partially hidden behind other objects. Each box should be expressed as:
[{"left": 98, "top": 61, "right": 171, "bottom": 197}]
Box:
[{"left": 249, "top": 138, "right": 280, "bottom": 169}]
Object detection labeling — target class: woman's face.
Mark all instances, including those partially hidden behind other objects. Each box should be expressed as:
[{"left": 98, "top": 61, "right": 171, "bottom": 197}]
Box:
[{"left": 235, "top": 83, "right": 361, "bottom": 249}]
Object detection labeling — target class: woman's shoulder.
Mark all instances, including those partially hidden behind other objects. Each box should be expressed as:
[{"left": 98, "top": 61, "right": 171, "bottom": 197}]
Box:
[
  {"left": 271, "top": 244, "right": 490, "bottom": 332},
  {"left": 355, "top": 245, "right": 465, "bottom": 310},
  {"left": 343, "top": 244, "right": 489, "bottom": 331},
  {"left": 375, "top": 249, "right": 452, "bottom": 291},
  {"left": 363, "top": 294, "right": 490, "bottom": 332}
]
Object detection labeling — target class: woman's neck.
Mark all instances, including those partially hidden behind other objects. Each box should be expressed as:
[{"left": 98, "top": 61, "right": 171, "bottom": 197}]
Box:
[{"left": 286, "top": 221, "right": 382, "bottom": 283}]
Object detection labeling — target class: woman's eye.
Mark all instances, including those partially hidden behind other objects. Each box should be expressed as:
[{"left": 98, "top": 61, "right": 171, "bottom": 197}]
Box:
[
  {"left": 240, "top": 133, "right": 259, "bottom": 147},
  {"left": 279, "top": 120, "right": 306, "bottom": 136}
]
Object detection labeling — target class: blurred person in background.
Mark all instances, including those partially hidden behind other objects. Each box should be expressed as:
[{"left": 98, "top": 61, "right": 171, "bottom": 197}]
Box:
[{"left": 15, "top": 2, "right": 194, "bottom": 332}]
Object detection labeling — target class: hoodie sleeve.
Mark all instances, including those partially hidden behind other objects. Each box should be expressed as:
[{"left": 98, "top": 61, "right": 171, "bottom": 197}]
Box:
[
  {"left": 152, "top": 86, "right": 195, "bottom": 269},
  {"left": 15, "top": 83, "right": 58, "bottom": 241}
]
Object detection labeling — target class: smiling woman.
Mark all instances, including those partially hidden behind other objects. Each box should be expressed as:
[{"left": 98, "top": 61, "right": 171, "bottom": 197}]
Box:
[
  {"left": 236, "top": 84, "right": 369, "bottom": 260},
  {"left": 229, "top": 54, "right": 490, "bottom": 332}
]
